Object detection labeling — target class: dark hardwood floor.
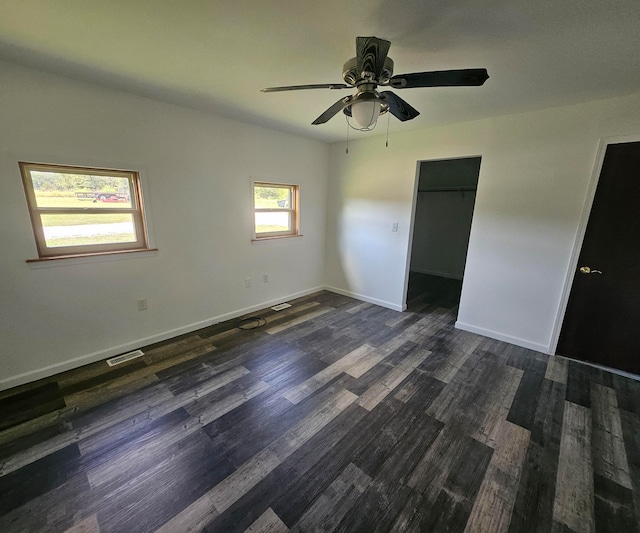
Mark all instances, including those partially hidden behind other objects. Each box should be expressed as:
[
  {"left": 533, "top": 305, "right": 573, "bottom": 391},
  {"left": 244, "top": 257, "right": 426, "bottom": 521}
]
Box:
[{"left": 1, "top": 273, "right": 639, "bottom": 532}]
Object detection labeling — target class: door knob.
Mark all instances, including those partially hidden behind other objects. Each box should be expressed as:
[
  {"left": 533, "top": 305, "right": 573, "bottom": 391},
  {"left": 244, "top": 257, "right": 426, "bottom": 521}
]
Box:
[{"left": 579, "top": 266, "right": 603, "bottom": 274}]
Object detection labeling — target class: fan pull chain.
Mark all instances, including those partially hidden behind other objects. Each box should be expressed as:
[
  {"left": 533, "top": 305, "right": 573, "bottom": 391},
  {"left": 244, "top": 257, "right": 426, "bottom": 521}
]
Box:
[
  {"left": 386, "top": 112, "right": 390, "bottom": 148},
  {"left": 346, "top": 121, "right": 350, "bottom": 154}
]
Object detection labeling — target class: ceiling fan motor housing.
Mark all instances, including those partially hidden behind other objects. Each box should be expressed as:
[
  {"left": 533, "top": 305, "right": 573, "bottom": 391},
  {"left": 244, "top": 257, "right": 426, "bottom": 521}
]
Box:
[{"left": 342, "top": 57, "right": 394, "bottom": 86}]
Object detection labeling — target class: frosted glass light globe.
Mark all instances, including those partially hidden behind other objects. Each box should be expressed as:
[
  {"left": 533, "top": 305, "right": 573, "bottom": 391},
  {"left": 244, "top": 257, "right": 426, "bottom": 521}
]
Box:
[{"left": 351, "top": 100, "right": 381, "bottom": 130}]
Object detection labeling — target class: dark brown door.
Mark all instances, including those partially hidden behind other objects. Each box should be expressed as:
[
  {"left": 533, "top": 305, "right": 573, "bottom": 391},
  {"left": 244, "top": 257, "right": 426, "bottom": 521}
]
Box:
[{"left": 557, "top": 141, "right": 640, "bottom": 374}]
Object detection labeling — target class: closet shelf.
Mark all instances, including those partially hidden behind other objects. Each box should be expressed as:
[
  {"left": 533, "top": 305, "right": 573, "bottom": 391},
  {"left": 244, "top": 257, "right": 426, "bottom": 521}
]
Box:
[{"left": 418, "top": 186, "right": 477, "bottom": 193}]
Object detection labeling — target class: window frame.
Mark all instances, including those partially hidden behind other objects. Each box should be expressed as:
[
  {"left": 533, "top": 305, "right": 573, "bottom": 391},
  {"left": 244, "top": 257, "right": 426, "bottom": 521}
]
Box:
[
  {"left": 19, "top": 161, "right": 151, "bottom": 260},
  {"left": 252, "top": 181, "right": 300, "bottom": 240}
]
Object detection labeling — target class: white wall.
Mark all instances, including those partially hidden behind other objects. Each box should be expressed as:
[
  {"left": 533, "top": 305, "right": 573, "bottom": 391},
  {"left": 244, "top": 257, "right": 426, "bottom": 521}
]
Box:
[
  {"left": 0, "top": 61, "right": 329, "bottom": 390},
  {"left": 325, "top": 91, "right": 640, "bottom": 352}
]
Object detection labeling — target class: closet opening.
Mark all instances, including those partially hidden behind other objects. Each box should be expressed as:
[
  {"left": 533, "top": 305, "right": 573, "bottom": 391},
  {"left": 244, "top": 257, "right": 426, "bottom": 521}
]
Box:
[{"left": 405, "top": 156, "right": 481, "bottom": 314}]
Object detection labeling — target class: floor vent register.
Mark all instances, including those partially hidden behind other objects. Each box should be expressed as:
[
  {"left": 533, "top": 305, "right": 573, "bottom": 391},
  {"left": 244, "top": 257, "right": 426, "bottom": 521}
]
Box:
[
  {"left": 271, "top": 303, "right": 292, "bottom": 311},
  {"left": 106, "top": 349, "right": 145, "bottom": 367}
]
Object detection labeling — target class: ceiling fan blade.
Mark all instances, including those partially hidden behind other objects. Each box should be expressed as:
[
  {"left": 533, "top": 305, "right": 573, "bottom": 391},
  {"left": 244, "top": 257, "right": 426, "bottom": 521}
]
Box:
[
  {"left": 356, "top": 36, "right": 391, "bottom": 80},
  {"left": 382, "top": 91, "right": 420, "bottom": 122},
  {"left": 389, "top": 68, "right": 489, "bottom": 89},
  {"left": 312, "top": 95, "right": 354, "bottom": 125},
  {"left": 261, "top": 83, "right": 350, "bottom": 92}
]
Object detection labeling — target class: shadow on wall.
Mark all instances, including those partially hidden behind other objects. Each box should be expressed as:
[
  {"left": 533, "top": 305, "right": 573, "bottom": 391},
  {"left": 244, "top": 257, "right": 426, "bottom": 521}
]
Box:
[{"left": 336, "top": 199, "right": 409, "bottom": 306}]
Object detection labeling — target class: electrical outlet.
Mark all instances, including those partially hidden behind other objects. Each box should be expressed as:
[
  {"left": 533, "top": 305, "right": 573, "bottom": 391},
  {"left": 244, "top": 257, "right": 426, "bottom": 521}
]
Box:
[
  {"left": 392, "top": 222, "right": 399, "bottom": 232},
  {"left": 137, "top": 298, "right": 148, "bottom": 311},
  {"left": 263, "top": 274, "right": 269, "bottom": 283},
  {"left": 245, "top": 277, "right": 252, "bottom": 288}
]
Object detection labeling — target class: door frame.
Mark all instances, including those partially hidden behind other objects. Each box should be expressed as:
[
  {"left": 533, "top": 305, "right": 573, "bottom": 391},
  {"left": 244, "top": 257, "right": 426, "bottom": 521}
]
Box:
[
  {"left": 550, "top": 133, "right": 640, "bottom": 354},
  {"left": 402, "top": 154, "right": 483, "bottom": 310}
]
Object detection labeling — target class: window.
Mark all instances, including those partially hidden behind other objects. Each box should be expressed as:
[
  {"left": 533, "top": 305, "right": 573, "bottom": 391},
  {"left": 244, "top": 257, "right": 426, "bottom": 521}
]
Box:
[
  {"left": 19, "top": 162, "right": 150, "bottom": 260},
  {"left": 253, "top": 182, "right": 300, "bottom": 239}
]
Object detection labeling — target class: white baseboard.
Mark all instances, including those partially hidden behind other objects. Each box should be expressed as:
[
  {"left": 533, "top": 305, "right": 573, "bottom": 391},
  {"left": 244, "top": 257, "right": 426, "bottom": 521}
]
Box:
[
  {"left": 410, "top": 268, "right": 462, "bottom": 280},
  {"left": 323, "top": 285, "right": 405, "bottom": 312},
  {"left": 9, "top": 286, "right": 560, "bottom": 392},
  {"left": 454, "top": 320, "right": 550, "bottom": 353},
  {"left": 0, "top": 286, "right": 324, "bottom": 392}
]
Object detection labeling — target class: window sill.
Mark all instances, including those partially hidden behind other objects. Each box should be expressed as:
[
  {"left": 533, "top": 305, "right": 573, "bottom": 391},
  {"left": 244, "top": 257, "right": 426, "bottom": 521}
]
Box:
[
  {"left": 26, "top": 248, "right": 158, "bottom": 266},
  {"left": 251, "top": 234, "right": 303, "bottom": 243}
]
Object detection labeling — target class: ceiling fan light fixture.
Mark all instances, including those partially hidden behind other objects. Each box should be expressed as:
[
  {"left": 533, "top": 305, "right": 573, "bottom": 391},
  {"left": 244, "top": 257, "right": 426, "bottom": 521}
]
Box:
[
  {"left": 348, "top": 100, "right": 381, "bottom": 131},
  {"left": 262, "top": 36, "right": 488, "bottom": 128}
]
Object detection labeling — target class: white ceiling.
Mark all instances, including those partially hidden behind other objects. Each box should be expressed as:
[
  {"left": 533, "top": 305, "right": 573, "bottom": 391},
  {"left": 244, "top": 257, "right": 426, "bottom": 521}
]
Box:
[{"left": 1, "top": 0, "right": 640, "bottom": 143}]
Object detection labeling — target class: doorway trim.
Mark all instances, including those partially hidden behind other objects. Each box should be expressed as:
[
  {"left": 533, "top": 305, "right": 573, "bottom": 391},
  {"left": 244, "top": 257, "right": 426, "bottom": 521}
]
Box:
[
  {"left": 400, "top": 161, "right": 423, "bottom": 310},
  {"left": 550, "top": 133, "right": 640, "bottom": 354}
]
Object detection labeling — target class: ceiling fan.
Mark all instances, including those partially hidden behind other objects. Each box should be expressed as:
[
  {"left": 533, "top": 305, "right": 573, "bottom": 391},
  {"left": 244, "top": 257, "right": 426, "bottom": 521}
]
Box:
[{"left": 262, "top": 36, "right": 489, "bottom": 131}]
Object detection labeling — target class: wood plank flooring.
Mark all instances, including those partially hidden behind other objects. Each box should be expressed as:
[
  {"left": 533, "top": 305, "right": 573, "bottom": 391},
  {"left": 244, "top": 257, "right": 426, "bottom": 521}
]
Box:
[{"left": 1, "top": 273, "right": 639, "bottom": 532}]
